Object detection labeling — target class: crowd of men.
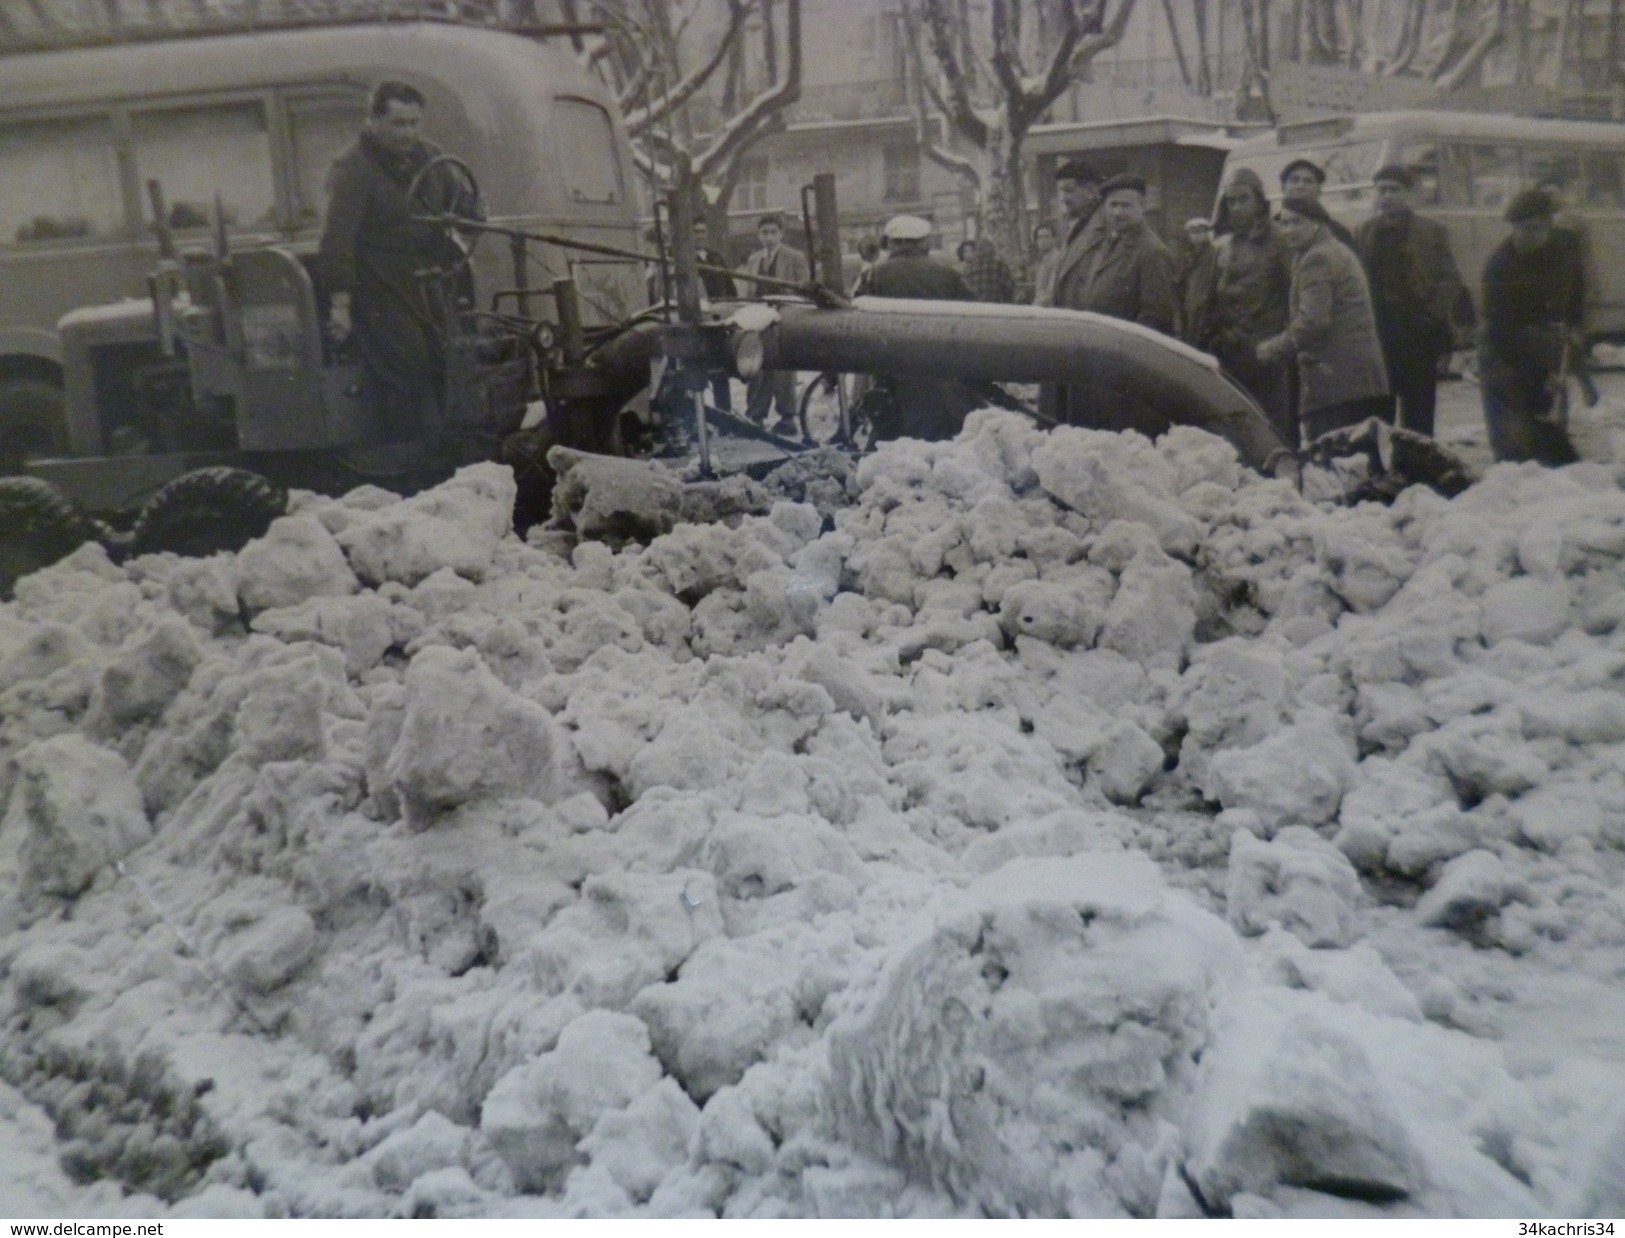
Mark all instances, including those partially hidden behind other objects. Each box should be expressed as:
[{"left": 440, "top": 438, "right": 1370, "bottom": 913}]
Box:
[
  {"left": 719, "top": 157, "right": 1585, "bottom": 464},
  {"left": 321, "top": 80, "right": 1589, "bottom": 469}
]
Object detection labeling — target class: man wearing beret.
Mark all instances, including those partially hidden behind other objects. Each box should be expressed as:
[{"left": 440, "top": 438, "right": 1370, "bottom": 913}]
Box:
[
  {"left": 1477, "top": 189, "right": 1583, "bottom": 465},
  {"left": 1356, "top": 164, "right": 1468, "bottom": 437},
  {"left": 1279, "top": 158, "right": 1357, "bottom": 250},
  {"left": 1076, "top": 173, "right": 1178, "bottom": 336}
]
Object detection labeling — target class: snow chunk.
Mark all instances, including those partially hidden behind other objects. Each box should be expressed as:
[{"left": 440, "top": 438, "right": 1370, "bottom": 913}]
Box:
[
  {"left": 1479, "top": 577, "right": 1571, "bottom": 646},
  {"left": 384, "top": 645, "right": 569, "bottom": 828},
  {"left": 7, "top": 734, "right": 150, "bottom": 896},
  {"left": 234, "top": 514, "right": 359, "bottom": 613},
  {"left": 84, "top": 618, "right": 202, "bottom": 735},
  {"left": 1226, "top": 826, "right": 1363, "bottom": 948},
  {"left": 216, "top": 905, "right": 318, "bottom": 995},
  {"left": 825, "top": 853, "right": 1240, "bottom": 1215},
  {"left": 1416, "top": 850, "right": 1524, "bottom": 940},
  {"left": 549, "top": 449, "right": 683, "bottom": 543},
  {"left": 480, "top": 1009, "right": 663, "bottom": 1193},
  {"left": 336, "top": 463, "right": 515, "bottom": 586},
  {"left": 577, "top": 1076, "right": 700, "bottom": 1203},
  {"left": 1205, "top": 708, "right": 1355, "bottom": 834},
  {"left": 1184, "top": 987, "right": 1421, "bottom": 1208}
]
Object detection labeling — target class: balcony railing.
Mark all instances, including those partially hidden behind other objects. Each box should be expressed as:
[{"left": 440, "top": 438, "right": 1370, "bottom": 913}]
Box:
[{"left": 788, "top": 79, "right": 912, "bottom": 124}]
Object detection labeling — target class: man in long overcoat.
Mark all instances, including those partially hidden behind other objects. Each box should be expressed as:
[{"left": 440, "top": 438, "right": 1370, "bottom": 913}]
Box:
[
  {"left": 319, "top": 80, "right": 478, "bottom": 444},
  {"left": 1356, "top": 164, "right": 1468, "bottom": 436},
  {"left": 1076, "top": 173, "right": 1178, "bottom": 335},
  {"left": 1257, "top": 198, "right": 1389, "bottom": 442},
  {"left": 1478, "top": 189, "right": 1583, "bottom": 465}
]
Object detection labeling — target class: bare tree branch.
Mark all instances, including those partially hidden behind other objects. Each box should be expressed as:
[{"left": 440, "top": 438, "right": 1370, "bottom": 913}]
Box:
[
  {"left": 694, "top": 0, "right": 800, "bottom": 181},
  {"left": 1433, "top": 0, "right": 1505, "bottom": 90},
  {"left": 917, "top": 0, "right": 992, "bottom": 148},
  {"left": 902, "top": 0, "right": 982, "bottom": 184},
  {"left": 1068, "top": 0, "right": 1141, "bottom": 73},
  {"left": 621, "top": 0, "right": 750, "bottom": 137}
]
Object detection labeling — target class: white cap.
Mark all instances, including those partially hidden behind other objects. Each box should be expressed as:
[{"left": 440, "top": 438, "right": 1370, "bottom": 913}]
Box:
[
  {"left": 882, "top": 214, "right": 932, "bottom": 241},
  {"left": 1185, "top": 216, "right": 1213, "bottom": 231}
]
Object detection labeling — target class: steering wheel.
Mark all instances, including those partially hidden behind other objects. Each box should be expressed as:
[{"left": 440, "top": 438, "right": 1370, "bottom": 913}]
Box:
[{"left": 406, "top": 154, "right": 484, "bottom": 260}]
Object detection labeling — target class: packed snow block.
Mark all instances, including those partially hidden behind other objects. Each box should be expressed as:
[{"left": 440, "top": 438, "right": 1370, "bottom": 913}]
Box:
[
  {"left": 335, "top": 463, "right": 516, "bottom": 586},
  {"left": 384, "top": 646, "right": 567, "bottom": 829},
  {"left": 216, "top": 905, "right": 318, "bottom": 995},
  {"left": 797, "top": 644, "right": 886, "bottom": 730},
  {"left": 232, "top": 652, "right": 346, "bottom": 766},
  {"left": 234, "top": 514, "right": 359, "bottom": 614},
  {"left": 639, "top": 521, "right": 782, "bottom": 603},
  {"left": 525, "top": 869, "right": 724, "bottom": 1009},
  {"left": 626, "top": 704, "right": 749, "bottom": 801},
  {"left": 1479, "top": 576, "right": 1571, "bottom": 646},
  {"left": 8, "top": 734, "right": 150, "bottom": 896},
  {"left": 1204, "top": 708, "right": 1355, "bottom": 835},
  {"left": 1318, "top": 515, "right": 1415, "bottom": 613},
  {"left": 251, "top": 593, "right": 397, "bottom": 677},
  {"left": 1032, "top": 429, "right": 1199, "bottom": 558},
  {"left": 631, "top": 932, "right": 803, "bottom": 1102},
  {"left": 1095, "top": 531, "right": 1198, "bottom": 668},
  {"left": 480, "top": 1009, "right": 664, "bottom": 1193},
  {"left": 997, "top": 574, "right": 1110, "bottom": 649},
  {"left": 577, "top": 1076, "right": 701, "bottom": 1204},
  {"left": 548, "top": 448, "right": 683, "bottom": 544},
  {"left": 1257, "top": 931, "right": 1423, "bottom": 1022},
  {"left": 1333, "top": 758, "right": 1460, "bottom": 872},
  {"left": 1088, "top": 720, "right": 1165, "bottom": 805},
  {"left": 84, "top": 618, "right": 203, "bottom": 735},
  {"left": 0, "top": 621, "right": 93, "bottom": 694},
  {"left": 1183, "top": 987, "right": 1422, "bottom": 1208},
  {"left": 1225, "top": 827, "right": 1362, "bottom": 949},
  {"left": 1158, "top": 425, "right": 1242, "bottom": 494},
  {"left": 824, "top": 854, "right": 1242, "bottom": 1216},
  {"left": 1415, "top": 850, "right": 1523, "bottom": 940},
  {"left": 364, "top": 1111, "right": 472, "bottom": 1192}
]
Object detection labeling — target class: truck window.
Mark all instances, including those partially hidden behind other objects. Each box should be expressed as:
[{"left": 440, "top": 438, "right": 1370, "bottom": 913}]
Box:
[
  {"left": 552, "top": 98, "right": 624, "bottom": 206},
  {"left": 131, "top": 101, "right": 277, "bottom": 232},
  {"left": 1582, "top": 151, "right": 1624, "bottom": 208},
  {"left": 286, "top": 92, "right": 368, "bottom": 226},
  {"left": 1467, "top": 144, "right": 1522, "bottom": 210},
  {"left": 0, "top": 114, "right": 123, "bottom": 245}
]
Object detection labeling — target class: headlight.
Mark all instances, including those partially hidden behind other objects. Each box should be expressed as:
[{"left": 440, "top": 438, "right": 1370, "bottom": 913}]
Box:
[
  {"left": 533, "top": 321, "right": 557, "bottom": 351},
  {"left": 731, "top": 329, "right": 764, "bottom": 380}
]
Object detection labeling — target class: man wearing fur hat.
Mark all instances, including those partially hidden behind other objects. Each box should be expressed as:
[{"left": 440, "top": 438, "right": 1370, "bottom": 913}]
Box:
[
  {"left": 1478, "top": 189, "right": 1584, "bottom": 465},
  {"left": 1355, "top": 165, "right": 1468, "bottom": 437}
]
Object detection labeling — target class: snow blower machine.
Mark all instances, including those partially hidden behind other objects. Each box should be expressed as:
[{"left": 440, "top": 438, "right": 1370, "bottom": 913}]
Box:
[{"left": 0, "top": 167, "right": 1463, "bottom": 599}]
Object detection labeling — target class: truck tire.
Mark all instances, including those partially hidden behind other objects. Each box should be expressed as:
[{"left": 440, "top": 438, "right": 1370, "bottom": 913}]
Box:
[
  {"left": 0, "top": 377, "right": 69, "bottom": 474},
  {"left": 0, "top": 476, "right": 97, "bottom": 600},
  {"left": 128, "top": 467, "right": 287, "bottom": 559}
]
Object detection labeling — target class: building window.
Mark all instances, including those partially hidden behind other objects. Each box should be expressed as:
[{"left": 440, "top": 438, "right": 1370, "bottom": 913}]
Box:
[
  {"left": 736, "top": 156, "right": 769, "bottom": 211},
  {"left": 883, "top": 141, "right": 920, "bottom": 203}
]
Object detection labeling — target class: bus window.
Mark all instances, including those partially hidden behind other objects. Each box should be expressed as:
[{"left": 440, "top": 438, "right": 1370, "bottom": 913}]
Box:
[
  {"left": 551, "top": 98, "right": 624, "bottom": 206},
  {"left": 286, "top": 91, "right": 367, "bottom": 226},
  {"left": 132, "top": 101, "right": 277, "bottom": 232},
  {"left": 0, "top": 114, "right": 123, "bottom": 245},
  {"left": 1468, "top": 144, "right": 1522, "bottom": 210},
  {"left": 1582, "top": 151, "right": 1624, "bottom": 208}
]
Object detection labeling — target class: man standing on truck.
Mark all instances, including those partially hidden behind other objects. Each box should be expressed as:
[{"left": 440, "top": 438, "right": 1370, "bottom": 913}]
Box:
[
  {"left": 1356, "top": 165, "right": 1467, "bottom": 437},
  {"left": 319, "top": 80, "right": 478, "bottom": 447},
  {"left": 1478, "top": 189, "right": 1583, "bottom": 466}
]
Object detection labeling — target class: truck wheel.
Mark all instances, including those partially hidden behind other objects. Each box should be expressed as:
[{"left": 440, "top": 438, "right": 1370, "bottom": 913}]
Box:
[
  {"left": 0, "top": 377, "right": 69, "bottom": 473},
  {"left": 128, "top": 467, "right": 287, "bottom": 559},
  {"left": 0, "top": 476, "right": 97, "bottom": 600}
]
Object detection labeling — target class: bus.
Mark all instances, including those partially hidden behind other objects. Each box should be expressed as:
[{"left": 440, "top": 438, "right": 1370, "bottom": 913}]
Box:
[
  {"left": 0, "top": 18, "right": 645, "bottom": 461},
  {"left": 1221, "top": 110, "right": 1625, "bottom": 338}
]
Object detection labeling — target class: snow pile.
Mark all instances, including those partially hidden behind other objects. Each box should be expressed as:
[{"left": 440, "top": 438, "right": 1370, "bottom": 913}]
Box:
[{"left": 2, "top": 416, "right": 1624, "bottom": 1218}]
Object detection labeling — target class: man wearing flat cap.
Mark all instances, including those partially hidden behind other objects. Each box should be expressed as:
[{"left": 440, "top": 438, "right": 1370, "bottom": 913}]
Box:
[
  {"left": 1279, "top": 159, "right": 1358, "bottom": 250},
  {"left": 1355, "top": 164, "right": 1468, "bottom": 437},
  {"left": 1477, "top": 188, "right": 1584, "bottom": 465},
  {"left": 1076, "top": 173, "right": 1177, "bottom": 336}
]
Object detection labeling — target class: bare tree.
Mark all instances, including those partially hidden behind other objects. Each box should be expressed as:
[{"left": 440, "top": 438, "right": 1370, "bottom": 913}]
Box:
[
  {"left": 905, "top": 0, "right": 1140, "bottom": 258},
  {"left": 567, "top": 0, "right": 802, "bottom": 231}
]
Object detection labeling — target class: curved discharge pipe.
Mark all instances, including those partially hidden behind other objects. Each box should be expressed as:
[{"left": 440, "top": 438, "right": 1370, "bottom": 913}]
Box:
[{"left": 759, "top": 297, "right": 1290, "bottom": 470}]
